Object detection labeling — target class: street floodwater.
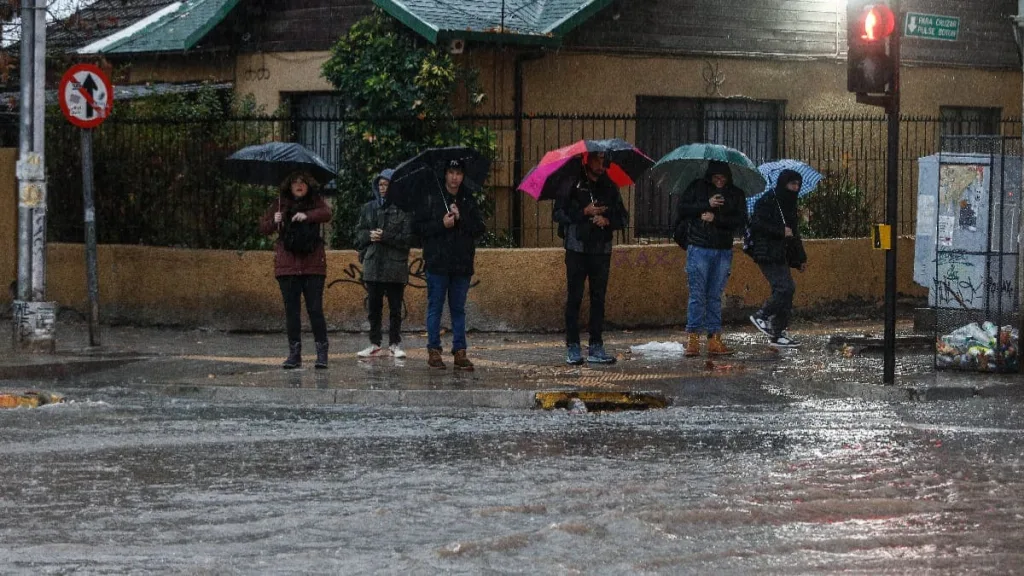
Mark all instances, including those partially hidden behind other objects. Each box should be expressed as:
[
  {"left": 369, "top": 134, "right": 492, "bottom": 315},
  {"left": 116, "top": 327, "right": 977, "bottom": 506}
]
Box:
[{"left": 1, "top": 385, "right": 1022, "bottom": 574}]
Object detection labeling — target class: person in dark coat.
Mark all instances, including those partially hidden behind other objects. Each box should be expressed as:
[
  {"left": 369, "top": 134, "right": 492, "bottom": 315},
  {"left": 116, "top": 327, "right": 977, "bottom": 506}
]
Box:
[
  {"left": 552, "top": 151, "right": 629, "bottom": 365},
  {"left": 747, "top": 169, "right": 808, "bottom": 348},
  {"left": 258, "top": 170, "right": 333, "bottom": 369},
  {"left": 355, "top": 168, "right": 413, "bottom": 359},
  {"left": 414, "top": 159, "right": 486, "bottom": 370},
  {"left": 672, "top": 160, "right": 747, "bottom": 357}
]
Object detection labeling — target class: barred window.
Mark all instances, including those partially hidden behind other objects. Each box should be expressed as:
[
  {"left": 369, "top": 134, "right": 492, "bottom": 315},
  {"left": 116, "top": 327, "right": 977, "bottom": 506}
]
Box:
[
  {"left": 940, "top": 106, "right": 1001, "bottom": 136},
  {"left": 634, "top": 96, "right": 783, "bottom": 236}
]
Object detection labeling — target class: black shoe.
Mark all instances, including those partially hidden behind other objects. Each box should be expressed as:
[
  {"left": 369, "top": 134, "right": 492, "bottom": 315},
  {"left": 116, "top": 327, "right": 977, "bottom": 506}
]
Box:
[
  {"left": 282, "top": 341, "right": 301, "bottom": 369},
  {"left": 314, "top": 341, "right": 329, "bottom": 369}
]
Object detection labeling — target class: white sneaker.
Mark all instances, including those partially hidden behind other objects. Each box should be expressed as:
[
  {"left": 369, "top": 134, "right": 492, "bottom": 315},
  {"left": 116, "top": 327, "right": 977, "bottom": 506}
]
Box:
[
  {"left": 357, "top": 345, "right": 384, "bottom": 358},
  {"left": 388, "top": 344, "right": 407, "bottom": 359},
  {"left": 769, "top": 333, "right": 801, "bottom": 348}
]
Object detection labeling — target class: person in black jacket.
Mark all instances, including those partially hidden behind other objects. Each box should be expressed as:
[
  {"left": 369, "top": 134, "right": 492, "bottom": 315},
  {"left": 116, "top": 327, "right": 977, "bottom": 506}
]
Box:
[
  {"left": 414, "top": 159, "right": 486, "bottom": 370},
  {"left": 747, "top": 169, "right": 808, "bottom": 348},
  {"left": 672, "top": 161, "right": 747, "bottom": 357},
  {"left": 552, "top": 152, "right": 629, "bottom": 365}
]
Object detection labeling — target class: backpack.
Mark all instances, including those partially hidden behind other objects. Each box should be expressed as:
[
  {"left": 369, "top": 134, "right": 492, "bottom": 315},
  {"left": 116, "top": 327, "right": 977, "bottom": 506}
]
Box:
[
  {"left": 673, "top": 219, "right": 688, "bottom": 250},
  {"left": 282, "top": 220, "right": 320, "bottom": 255}
]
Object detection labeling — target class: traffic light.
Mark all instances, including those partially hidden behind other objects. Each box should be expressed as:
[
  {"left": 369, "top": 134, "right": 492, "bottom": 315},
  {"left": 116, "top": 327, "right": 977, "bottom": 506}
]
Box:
[{"left": 847, "top": 3, "right": 896, "bottom": 94}]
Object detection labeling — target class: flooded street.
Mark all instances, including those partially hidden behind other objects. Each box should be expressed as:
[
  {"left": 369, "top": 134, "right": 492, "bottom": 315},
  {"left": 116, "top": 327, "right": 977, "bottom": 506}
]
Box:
[{"left": 2, "top": 385, "right": 1023, "bottom": 574}]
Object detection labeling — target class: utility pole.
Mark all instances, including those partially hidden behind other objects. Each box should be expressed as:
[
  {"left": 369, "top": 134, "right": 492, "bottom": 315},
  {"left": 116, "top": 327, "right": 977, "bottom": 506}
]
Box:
[{"left": 13, "top": 0, "right": 55, "bottom": 353}]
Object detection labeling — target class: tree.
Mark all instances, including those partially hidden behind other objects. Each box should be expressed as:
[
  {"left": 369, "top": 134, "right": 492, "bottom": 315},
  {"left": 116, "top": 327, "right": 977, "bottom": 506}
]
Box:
[{"left": 320, "top": 8, "right": 495, "bottom": 249}]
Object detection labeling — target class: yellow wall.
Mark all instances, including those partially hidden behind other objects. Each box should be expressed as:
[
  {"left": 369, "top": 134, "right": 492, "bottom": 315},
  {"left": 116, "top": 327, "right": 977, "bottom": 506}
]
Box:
[
  {"left": 234, "top": 52, "right": 335, "bottom": 111},
  {"left": 43, "top": 239, "right": 924, "bottom": 331},
  {"left": 0, "top": 148, "right": 15, "bottom": 305},
  {"left": 520, "top": 53, "right": 1022, "bottom": 117}
]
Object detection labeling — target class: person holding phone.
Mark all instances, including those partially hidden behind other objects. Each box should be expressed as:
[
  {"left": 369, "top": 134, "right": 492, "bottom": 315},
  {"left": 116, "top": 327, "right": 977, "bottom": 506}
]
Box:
[
  {"left": 673, "top": 161, "right": 747, "bottom": 357},
  {"left": 552, "top": 151, "right": 629, "bottom": 365}
]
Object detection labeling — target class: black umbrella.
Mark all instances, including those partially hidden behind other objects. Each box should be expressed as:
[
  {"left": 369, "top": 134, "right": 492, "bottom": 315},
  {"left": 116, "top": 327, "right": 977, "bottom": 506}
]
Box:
[
  {"left": 225, "top": 142, "right": 338, "bottom": 189},
  {"left": 387, "top": 146, "right": 491, "bottom": 211}
]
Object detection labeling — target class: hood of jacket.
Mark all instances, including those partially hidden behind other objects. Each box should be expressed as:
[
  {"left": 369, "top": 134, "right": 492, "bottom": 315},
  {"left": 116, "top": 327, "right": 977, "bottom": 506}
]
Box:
[
  {"left": 774, "top": 168, "right": 802, "bottom": 216},
  {"left": 372, "top": 168, "right": 396, "bottom": 207},
  {"left": 705, "top": 160, "right": 733, "bottom": 184}
]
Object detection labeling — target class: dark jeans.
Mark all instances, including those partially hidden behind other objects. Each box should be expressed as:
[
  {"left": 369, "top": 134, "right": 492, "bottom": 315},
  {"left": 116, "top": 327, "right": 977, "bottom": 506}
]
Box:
[
  {"left": 277, "top": 274, "right": 328, "bottom": 344},
  {"left": 756, "top": 262, "right": 796, "bottom": 336},
  {"left": 565, "top": 250, "right": 611, "bottom": 347},
  {"left": 366, "top": 281, "right": 405, "bottom": 346},
  {"left": 426, "top": 273, "right": 471, "bottom": 352}
]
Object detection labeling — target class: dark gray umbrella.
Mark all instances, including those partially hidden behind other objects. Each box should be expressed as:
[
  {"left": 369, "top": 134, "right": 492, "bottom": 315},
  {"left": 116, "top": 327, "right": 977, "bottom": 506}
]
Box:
[
  {"left": 387, "top": 146, "right": 490, "bottom": 211},
  {"left": 225, "top": 142, "right": 337, "bottom": 189}
]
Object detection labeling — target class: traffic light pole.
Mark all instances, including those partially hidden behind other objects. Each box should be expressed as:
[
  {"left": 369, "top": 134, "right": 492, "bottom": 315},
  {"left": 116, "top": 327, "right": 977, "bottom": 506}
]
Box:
[{"left": 883, "top": 15, "right": 901, "bottom": 385}]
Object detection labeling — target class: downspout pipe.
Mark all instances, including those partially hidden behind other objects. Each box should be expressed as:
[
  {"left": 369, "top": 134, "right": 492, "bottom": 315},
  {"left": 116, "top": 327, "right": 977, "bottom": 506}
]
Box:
[{"left": 512, "top": 50, "right": 543, "bottom": 247}]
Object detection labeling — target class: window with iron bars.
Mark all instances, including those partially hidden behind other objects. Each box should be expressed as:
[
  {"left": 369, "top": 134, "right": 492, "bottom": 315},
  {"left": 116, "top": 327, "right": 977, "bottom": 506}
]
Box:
[
  {"left": 634, "top": 96, "right": 783, "bottom": 236},
  {"left": 287, "top": 92, "right": 346, "bottom": 189},
  {"left": 940, "top": 106, "right": 1002, "bottom": 136}
]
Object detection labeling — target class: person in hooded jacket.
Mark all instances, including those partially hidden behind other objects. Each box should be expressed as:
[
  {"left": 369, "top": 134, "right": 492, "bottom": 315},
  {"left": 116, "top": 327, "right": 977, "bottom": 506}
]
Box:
[
  {"left": 355, "top": 169, "right": 413, "bottom": 359},
  {"left": 672, "top": 160, "right": 748, "bottom": 357},
  {"left": 414, "top": 159, "right": 486, "bottom": 370},
  {"left": 259, "top": 170, "right": 333, "bottom": 369},
  {"left": 552, "top": 151, "right": 629, "bottom": 365},
  {"left": 746, "top": 169, "right": 808, "bottom": 348}
]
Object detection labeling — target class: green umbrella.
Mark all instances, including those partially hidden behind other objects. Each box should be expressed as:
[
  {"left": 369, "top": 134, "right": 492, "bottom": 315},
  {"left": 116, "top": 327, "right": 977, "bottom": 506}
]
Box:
[{"left": 650, "top": 143, "right": 766, "bottom": 197}]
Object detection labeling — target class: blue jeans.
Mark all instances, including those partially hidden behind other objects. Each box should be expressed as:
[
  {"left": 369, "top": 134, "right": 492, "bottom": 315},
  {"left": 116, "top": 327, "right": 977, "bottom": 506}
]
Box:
[
  {"left": 685, "top": 246, "right": 733, "bottom": 334},
  {"left": 426, "top": 273, "right": 470, "bottom": 352}
]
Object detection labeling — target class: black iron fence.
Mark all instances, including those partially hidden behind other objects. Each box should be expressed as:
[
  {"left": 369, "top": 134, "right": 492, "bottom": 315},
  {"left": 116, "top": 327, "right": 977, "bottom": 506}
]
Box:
[{"left": 41, "top": 113, "right": 1022, "bottom": 249}]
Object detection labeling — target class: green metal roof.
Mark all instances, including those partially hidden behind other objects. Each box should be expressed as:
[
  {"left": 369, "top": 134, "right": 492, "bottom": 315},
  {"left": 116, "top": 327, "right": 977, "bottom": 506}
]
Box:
[
  {"left": 372, "top": 0, "right": 615, "bottom": 45},
  {"left": 79, "top": 0, "right": 241, "bottom": 55}
]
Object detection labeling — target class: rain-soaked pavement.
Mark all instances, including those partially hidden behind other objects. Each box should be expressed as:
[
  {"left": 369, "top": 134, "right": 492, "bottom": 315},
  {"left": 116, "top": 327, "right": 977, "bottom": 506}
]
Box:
[{"left": 2, "top": 381, "right": 1023, "bottom": 574}]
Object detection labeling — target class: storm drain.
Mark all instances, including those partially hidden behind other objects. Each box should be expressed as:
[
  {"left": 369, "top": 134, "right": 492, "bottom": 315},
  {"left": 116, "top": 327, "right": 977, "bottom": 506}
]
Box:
[
  {"left": 535, "top": 390, "right": 671, "bottom": 412},
  {"left": 0, "top": 390, "right": 65, "bottom": 409}
]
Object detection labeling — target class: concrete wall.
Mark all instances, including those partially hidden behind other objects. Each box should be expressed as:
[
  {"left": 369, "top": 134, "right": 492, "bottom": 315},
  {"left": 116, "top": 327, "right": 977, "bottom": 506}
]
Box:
[
  {"left": 43, "top": 238, "right": 924, "bottom": 332},
  {"left": 0, "top": 148, "right": 16, "bottom": 307}
]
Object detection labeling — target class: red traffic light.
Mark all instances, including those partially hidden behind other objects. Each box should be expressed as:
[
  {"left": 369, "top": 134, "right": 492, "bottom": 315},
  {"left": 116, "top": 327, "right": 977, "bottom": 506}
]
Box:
[{"left": 858, "top": 4, "right": 895, "bottom": 41}]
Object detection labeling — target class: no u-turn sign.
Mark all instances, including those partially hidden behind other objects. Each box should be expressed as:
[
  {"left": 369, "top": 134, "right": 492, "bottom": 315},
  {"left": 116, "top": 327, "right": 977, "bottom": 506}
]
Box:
[{"left": 59, "top": 64, "right": 113, "bottom": 129}]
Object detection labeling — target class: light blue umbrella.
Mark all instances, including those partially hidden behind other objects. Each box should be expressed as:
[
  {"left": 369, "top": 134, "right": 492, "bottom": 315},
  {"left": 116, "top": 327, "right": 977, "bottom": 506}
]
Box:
[{"left": 746, "top": 160, "right": 823, "bottom": 214}]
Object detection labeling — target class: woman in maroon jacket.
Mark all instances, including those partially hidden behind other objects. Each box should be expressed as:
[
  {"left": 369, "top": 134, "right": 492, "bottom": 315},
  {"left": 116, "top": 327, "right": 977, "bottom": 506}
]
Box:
[{"left": 259, "top": 171, "right": 333, "bottom": 369}]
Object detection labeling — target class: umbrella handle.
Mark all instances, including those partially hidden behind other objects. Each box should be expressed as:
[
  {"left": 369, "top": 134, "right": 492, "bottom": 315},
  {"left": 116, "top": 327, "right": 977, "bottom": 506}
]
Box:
[{"left": 434, "top": 178, "right": 451, "bottom": 214}]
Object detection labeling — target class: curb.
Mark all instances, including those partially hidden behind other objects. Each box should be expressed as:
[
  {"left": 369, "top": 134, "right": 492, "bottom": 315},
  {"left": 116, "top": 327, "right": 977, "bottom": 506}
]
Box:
[
  {"left": 0, "top": 356, "right": 147, "bottom": 381},
  {"left": 159, "top": 384, "right": 542, "bottom": 409}
]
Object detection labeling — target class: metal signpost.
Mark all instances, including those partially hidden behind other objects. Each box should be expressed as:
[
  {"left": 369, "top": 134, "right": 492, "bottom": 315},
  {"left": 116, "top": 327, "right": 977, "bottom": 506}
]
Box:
[{"left": 59, "top": 63, "right": 113, "bottom": 347}]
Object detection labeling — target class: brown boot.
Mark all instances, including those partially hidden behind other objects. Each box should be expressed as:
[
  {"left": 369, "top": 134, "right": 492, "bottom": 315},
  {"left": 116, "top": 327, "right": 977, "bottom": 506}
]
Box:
[
  {"left": 453, "top": 349, "right": 475, "bottom": 371},
  {"left": 707, "top": 333, "right": 736, "bottom": 356},
  {"left": 684, "top": 333, "right": 701, "bottom": 357},
  {"left": 428, "top": 348, "right": 446, "bottom": 369}
]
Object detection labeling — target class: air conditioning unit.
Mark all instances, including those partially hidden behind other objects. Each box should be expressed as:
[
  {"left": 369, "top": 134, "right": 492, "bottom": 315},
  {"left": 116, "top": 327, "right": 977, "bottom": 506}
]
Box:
[{"left": 448, "top": 38, "right": 465, "bottom": 54}]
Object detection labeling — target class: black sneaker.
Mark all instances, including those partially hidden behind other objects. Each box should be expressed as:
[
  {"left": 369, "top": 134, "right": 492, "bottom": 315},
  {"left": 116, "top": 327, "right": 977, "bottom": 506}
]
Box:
[
  {"left": 769, "top": 333, "right": 801, "bottom": 348},
  {"left": 750, "top": 314, "right": 772, "bottom": 337}
]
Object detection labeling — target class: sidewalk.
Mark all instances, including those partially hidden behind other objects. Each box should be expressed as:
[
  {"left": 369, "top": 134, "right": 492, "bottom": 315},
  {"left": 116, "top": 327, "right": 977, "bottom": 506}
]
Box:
[{"left": 1, "top": 319, "right": 1020, "bottom": 408}]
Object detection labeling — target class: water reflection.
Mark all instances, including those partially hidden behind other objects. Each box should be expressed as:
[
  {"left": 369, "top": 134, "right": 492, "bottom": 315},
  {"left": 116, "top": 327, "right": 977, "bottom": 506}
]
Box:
[{"left": 1, "top": 391, "right": 1021, "bottom": 574}]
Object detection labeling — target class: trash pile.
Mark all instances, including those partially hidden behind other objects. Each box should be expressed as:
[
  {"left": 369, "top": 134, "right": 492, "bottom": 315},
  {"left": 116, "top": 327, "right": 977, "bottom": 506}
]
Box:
[{"left": 936, "top": 321, "right": 1019, "bottom": 372}]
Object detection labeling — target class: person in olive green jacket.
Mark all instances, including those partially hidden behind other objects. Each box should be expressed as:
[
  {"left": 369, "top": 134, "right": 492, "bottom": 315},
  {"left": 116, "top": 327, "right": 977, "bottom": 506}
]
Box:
[{"left": 355, "top": 169, "right": 414, "bottom": 358}]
